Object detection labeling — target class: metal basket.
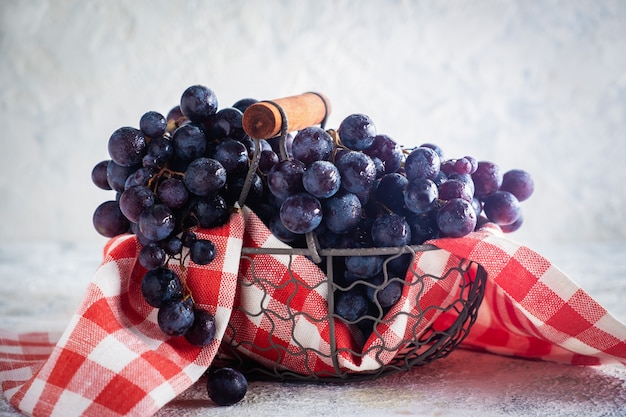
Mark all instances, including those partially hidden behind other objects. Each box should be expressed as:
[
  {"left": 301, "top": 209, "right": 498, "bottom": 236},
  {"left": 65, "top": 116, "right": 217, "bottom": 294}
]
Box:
[{"left": 217, "top": 97, "right": 487, "bottom": 382}]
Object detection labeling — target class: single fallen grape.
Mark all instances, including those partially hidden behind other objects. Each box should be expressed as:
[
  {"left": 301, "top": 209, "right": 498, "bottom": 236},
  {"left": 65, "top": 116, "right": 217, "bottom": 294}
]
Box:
[{"left": 207, "top": 367, "right": 248, "bottom": 406}]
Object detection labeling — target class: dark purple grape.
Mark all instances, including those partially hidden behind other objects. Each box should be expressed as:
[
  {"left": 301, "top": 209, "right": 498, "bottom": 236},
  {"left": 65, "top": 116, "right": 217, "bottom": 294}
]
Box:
[
  {"left": 447, "top": 173, "right": 475, "bottom": 196},
  {"left": 124, "top": 167, "right": 156, "bottom": 189},
  {"left": 190, "top": 194, "right": 229, "bottom": 229},
  {"left": 482, "top": 190, "right": 521, "bottom": 226},
  {"left": 108, "top": 127, "right": 147, "bottom": 167},
  {"left": 322, "top": 192, "right": 362, "bottom": 234},
  {"left": 472, "top": 161, "right": 502, "bottom": 198},
  {"left": 420, "top": 143, "right": 445, "bottom": 160},
  {"left": 141, "top": 267, "right": 183, "bottom": 308},
  {"left": 181, "top": 229, "right": 197, "bottom": 247},
  {"left": 279, "top": 192, "right": 323, "bottom": 234},
  {"left": 404, "top": 147, "right": 441, "bottom": 181},
  {"left": 93, "top": 200, "right": 130, "bottom": 238},
  {"left": 172, "top": 123, "right": 207, "bottom": 162},
  {"left": 232, "top": 97, "right": 258, "bottom": 113},
  {"left": 269, "top": 214, "right": 299, "bottom": 243},
  {"left": 138, "top": 204, "right": 176, "bottom": 242},
  {"left": 267, "top": 159, "right": 305, "bottom": 200},
  {"left": 258, "top": 149, "right": 279, "bottom": 175},
  {"left": 140, "top": 111, "right": 167, "bottom": 138},
  {"left": 407, "top": 210, "right": 439, "bottom": 244},
  {"left": 404, "top": 178, "right": 438, "bottom": 214},
  {"left": 213, "top": 138, "right": 248, "bottom": 175},
  {"left": 166, "top": 105, "right": 185, "bottom": 123},
  {"left": 292, "top": 126, "right": 334, "bottom": 165},
  {"left": 208, "top": 107, "right": 244, "bottom": 140},
  {"left": 363, "top": 134, "right": 403, "bottom": 175},
  {"left": 180, "top": 85, "right": 218, "bottom": 123},
  {"left": 501, "top": 211, "right": 524, "bottom": 233},
  {"left": 184, "top": 157, "right": 227, "bottom": 197},
  {"left": 106, "top": 160, "right": 138, "bottom": 192},
  {"left": 207, "top": 367, "right": 248, "bottom": 406},
  {"left": 335, "top": 287, "right": 369, "bottom": 322},
  {"left": 145, "top": 135, "right": 174, "bottom": 168},
  {"left": 336, "top": 151, "right": 376, "bottom": 195},
  {"left": 453, "top": 157, "right": 473, "bottom": 175},
  {"left": 161, "top": 236, "right": 183, "bottom": 256},
  {"left": 302, "top": 160, "right": 341, "bottom": 199},
  {"left": 185, "top": 308, "right": 216, "bottom": 346},
  {"left": 371, "top": 213, "right": 411, "bottom": 247},
  {"left": 158, "top": 298, "right": 195, "bottom": 336},
  {"left": 189, "top": 239, "right": 217, "bottom": 265},
  {"left": 337, "top": 113, "right": 376, "bottom": 151},
  {"left": 437, "top": 178, "right": 473, "bottom": 202},
  {"left": 465, "top": 156, "right": 478, "bottom": 174},
  {"left": 119, "top": 185, "right": 156, "bottom": 223},
  {"left": 366, "top": 275, "right": 403, "bottom": 308},
  {"left": 375, "top": 173, "right": 408, "bottom": 213},
  {"left": 437, "top": 198, "right": 477, "bottom": 237},
  {"left": 92, "top": 160, "right": 112, "bottom": 190},
  {"left": 500, "top": 169, "right": 534, "bottom": 202},
  {"left": 157, "top": 178, "right": 189, "bottom": 209},
  {"left": 138, "top": 242, "right": 166, "bottom": 270},
  {"left": 345, "top": 255, "right": 384, "bottom": 279}
]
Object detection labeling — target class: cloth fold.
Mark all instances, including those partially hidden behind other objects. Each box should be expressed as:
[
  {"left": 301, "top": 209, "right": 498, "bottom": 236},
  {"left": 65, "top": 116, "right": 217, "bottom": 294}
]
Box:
[{"left": 1, "top": 208, "right": 625, "bottom": 417}]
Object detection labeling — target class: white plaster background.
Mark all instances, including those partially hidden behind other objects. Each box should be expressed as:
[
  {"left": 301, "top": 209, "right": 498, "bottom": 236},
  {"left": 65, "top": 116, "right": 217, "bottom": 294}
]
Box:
[{"left": 1, "top": 0, "right": 625, "bottom": 248}]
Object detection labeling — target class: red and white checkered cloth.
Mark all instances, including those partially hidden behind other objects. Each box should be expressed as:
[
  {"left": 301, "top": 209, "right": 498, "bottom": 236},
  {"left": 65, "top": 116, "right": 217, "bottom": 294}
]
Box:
[{"left": 1, "top": 207, "right": 626, "bottom": 416}]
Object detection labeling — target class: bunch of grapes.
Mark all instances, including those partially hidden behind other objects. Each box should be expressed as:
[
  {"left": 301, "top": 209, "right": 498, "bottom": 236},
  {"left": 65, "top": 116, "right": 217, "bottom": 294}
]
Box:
[{"left": 91, "top": 84, "right": 534, "bottom": 399}]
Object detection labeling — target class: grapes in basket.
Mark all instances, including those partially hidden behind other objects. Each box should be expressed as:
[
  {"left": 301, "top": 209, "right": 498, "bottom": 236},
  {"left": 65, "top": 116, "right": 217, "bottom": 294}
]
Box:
[{"left": 91, "top": 84, "right": 534, "bottom": 401}]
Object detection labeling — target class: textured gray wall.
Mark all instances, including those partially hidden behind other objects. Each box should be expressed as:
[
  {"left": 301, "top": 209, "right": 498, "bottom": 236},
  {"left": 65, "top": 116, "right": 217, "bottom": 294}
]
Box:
[{"left": 1, "top": 0, "right": 625, "bottom": 247}]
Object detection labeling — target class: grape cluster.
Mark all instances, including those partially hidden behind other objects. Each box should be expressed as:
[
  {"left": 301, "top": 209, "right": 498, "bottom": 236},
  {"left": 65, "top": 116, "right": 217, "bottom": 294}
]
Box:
[{"left": 91, "top": 84, "right": 533, "bottom": 398}]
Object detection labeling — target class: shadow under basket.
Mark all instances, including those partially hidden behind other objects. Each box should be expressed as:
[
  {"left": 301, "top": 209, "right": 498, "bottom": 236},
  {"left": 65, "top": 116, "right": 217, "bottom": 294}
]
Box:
[{"left": 217, "top": 243, "right": 487, "bottom": 383}]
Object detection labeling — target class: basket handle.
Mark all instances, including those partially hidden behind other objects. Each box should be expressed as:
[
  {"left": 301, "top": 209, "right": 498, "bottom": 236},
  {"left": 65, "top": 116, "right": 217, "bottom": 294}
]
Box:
[{"left": 242, "top": 92, "right": 331, "bottom": 139}]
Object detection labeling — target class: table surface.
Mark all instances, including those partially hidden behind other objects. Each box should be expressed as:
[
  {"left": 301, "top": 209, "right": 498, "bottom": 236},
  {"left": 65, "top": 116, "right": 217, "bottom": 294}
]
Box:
[{"left": 1, "top": 239, "right": 625, "bottom": 417}]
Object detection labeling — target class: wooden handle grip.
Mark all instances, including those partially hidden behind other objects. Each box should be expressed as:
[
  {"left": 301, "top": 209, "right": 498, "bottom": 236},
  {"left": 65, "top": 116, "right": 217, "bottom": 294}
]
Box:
[{"left": 242, "top": 92, "right": 331, "bottom": 139}]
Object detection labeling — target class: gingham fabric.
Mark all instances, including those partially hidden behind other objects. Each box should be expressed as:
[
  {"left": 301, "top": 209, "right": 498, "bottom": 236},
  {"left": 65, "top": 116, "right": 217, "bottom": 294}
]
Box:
[{"left": 1, "top": 207, "right": 626, "bottom": 417}]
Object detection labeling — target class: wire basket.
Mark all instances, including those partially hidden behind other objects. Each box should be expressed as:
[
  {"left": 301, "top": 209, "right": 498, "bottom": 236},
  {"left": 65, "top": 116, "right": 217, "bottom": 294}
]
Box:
[
  {"left": 221, "top": 245, "right": 486, "bottom": 382},
  {"left": 217, "top": 95, "right": 487, "bottom": 382}
]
